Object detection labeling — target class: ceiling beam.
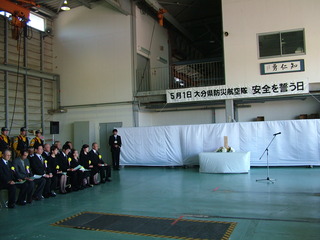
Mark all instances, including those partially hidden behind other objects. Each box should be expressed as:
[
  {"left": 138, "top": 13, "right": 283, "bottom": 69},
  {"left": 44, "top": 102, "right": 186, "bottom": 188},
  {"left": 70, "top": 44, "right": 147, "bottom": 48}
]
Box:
[
  {"left": 144, "top": 0, "right": 194, "bottom": 41},
  {"left": 32, "top": 6, "right": 57, "bottom": 18},
  {"left": 76, "top": 0, "right": 92, "bottom": 9},
  {"left": 104, "top": 0, "right": 130, "bottom": 15},
  {"left": 57, "top": 0, "right": 65, "bottom": 13}
]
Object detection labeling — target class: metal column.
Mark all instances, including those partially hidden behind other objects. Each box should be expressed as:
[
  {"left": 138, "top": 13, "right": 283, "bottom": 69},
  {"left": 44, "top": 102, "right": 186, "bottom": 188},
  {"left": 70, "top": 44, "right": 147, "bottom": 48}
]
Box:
[{"left": 225, "top": 99, "right": 235, "bottom": 122}]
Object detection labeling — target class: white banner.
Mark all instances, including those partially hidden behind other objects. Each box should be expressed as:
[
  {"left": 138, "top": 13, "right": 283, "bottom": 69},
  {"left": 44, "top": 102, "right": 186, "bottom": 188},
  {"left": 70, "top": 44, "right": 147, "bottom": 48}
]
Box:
[
  {"left": 119, "top": 120, "right": 320, "bottom": 167},
  {"left": 166, "top": 80, "right": 308, "bottom": 103}
]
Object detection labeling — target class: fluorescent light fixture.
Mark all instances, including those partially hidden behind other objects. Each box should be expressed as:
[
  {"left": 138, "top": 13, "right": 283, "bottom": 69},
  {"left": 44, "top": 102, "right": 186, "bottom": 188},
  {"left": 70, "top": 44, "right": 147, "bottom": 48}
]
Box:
[
  {"left": 157, "top": 56, "right": 167, "bottom": 64},
  {"left": 61, "top": 0, "right": 71, "bottom": 11},
  {"left": 138, "top": 46, "right": 150, "bottom": 55}
]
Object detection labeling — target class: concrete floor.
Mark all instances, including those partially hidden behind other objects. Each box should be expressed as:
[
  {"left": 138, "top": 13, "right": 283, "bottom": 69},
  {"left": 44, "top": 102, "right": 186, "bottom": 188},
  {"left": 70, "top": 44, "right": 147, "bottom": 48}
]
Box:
[{"left": 1, "top": 166, "right": 320, "bottom": 240}]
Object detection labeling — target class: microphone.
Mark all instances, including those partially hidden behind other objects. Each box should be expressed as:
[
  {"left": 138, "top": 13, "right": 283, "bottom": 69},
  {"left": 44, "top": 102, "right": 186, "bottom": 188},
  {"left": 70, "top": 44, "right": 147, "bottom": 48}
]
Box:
[{"left": 273, "top": 132, "right": 281, "bottom": 136}]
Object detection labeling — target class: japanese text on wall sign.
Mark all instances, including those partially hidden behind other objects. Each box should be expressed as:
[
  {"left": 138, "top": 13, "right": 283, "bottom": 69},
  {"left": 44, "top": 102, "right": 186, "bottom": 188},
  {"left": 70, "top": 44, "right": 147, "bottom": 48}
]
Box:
[
  {"left": 260, "top": 59, "right": 304, "bottom": 75},
  {"left": 166, "top": 80, "right": 308, "bottom": 103}
]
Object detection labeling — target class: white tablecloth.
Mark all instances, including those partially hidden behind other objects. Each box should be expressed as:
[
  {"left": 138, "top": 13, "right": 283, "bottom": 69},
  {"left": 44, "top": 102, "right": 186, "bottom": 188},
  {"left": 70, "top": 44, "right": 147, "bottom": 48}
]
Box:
[{"left": 199, "top": 152, "right": 251, "bottom": 173}]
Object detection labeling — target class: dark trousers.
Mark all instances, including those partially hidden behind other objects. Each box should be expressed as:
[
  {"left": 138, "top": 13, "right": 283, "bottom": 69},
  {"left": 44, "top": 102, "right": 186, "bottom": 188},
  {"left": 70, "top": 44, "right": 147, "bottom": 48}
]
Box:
[
  {"left": 50, "top": 175, "right": 57, "bottom": 192},
  {"left": 67, "top": 171, "right": 79, "bottom": 190},
  {"left": 25, "top": 180, "right": 35, "bottom": 202},
  {"left": 99, "top": 165, "right": 111, "bottom": 181},
  {"left": 111, "top": 149, "right": 120, "bottom": 169},
  {"left": 2, "top": 182, "right": 30, "bottom": 205},
  {"left": 43, "top": 178, "right": 51, "bottom": 196},
  {"left": 33, "top": 178, "right": 46, "bottom": 198}
]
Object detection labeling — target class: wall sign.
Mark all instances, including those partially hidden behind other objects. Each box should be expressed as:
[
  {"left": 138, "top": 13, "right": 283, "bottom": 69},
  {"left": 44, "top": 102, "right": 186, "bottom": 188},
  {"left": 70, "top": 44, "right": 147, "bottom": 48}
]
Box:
[
  {"left": 260, "top": 59, "right": 304, "bottom": 75},
  {"left": 166, "top": 80, "right": 308, "bottom": 103}
]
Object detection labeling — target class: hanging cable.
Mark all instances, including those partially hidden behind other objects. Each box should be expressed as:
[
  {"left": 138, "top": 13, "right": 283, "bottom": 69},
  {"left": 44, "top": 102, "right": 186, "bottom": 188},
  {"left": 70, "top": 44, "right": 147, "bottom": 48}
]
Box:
[
  {"left": 137, "top": 20, "right": 156, "bottom": 93},
  {"left": 9, "top": 27, "right": 25, "bottom": 132}
]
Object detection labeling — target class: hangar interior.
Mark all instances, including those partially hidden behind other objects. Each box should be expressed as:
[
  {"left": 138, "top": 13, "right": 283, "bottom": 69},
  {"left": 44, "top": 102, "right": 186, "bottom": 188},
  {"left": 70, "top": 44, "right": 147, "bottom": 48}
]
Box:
[{"left": 1, "top": 1, "right": 320, "bottom": 240}]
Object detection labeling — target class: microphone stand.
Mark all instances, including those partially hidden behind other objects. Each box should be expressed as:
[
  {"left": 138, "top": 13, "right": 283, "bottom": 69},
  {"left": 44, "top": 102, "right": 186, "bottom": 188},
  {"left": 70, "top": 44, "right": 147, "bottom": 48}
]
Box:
[{"left": 256, "top": 133, "right": 279, "bottom": 183}]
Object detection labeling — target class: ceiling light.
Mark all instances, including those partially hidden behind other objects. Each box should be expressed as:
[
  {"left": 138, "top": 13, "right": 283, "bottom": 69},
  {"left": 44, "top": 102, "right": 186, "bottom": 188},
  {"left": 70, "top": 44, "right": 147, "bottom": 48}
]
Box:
[{"left": 61, "top": 0, "right": 71, "bottom": 11}]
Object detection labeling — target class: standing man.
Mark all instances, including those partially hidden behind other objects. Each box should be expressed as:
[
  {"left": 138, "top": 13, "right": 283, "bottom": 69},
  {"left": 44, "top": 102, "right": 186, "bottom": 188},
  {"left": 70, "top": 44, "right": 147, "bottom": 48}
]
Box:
[
  {"left": 89, "top": 142, "right": 111, "bottom": 183},
  {"left": 0, "top": 150, "right": 30, "bottom": 208},
  {"left": 109, "top": 129, "right": 122, "bottom": 170},
  {"left": 0, "top": 127, "right": 11, "bottom": 158},
  {"left": 13, "top": 127, "right": 29, "bottom": 158},
  {"left": 29, "top": 130, "right": 44, "bottom": 149}
]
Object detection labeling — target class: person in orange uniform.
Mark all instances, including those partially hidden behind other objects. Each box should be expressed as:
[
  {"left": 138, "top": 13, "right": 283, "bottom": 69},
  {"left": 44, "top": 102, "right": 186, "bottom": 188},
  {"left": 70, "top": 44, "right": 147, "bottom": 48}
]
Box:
[
  {"left": 12, "top": 127, "right": 29, "bottom": 158},
  {"left": 0, "top": 127, "right": 11, "bottom": 158},
  {"left": 29, "top": 130, "right": 44, "bottom": 149}
]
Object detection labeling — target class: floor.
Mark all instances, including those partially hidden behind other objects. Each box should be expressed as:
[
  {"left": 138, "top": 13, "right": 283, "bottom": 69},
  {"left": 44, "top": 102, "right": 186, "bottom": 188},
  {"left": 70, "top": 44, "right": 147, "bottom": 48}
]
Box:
[{"left": 1, "top": 166, "right": 320, "bottom": 240}]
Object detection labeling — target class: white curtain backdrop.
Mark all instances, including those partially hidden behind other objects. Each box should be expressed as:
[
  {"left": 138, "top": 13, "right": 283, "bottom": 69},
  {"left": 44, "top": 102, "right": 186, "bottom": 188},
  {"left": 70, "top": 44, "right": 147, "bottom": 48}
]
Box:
[{"left": 119, "top": 119, "right": 320, "bottom": 166}]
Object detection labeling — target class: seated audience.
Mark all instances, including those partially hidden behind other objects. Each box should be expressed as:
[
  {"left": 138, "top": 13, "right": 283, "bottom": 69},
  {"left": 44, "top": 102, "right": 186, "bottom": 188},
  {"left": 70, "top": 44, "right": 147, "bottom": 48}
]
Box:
[
  {"left": 29, "top": 145, "right": 52, "bottom": 198},
  {"left": 12, "top": 150, "right": 36, "bottom": 203},
  {"left": 89, "top": 143, "right": 111, "bottom": 183},
  {"left": 0, "top": 150, "right": 31, "bottom": 208},
  {"left": 79, "top": 144, "right": 93, "bottom": 187}
]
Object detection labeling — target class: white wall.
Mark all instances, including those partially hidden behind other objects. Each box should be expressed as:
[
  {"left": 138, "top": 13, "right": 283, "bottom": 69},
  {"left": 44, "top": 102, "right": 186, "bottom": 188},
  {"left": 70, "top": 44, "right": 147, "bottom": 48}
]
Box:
[
  {"left": 52, "top": 2, "right": 135, "bottom": 143},
  {"left": 139, "top": 109, "right": 216, "bottom": 126},
  {"left": 237, "top": 97, "right": 319, "bottom": 122},
  {"left": 136, "top": 6, "right": 169, "bottom": 69},
  {"left": 50, "top": 0, "right": 320, "bottom": 144},
  {"left": 53, "top": 2, "right": 133, "bottom": 106},
  {"left": 135, "top": 6, "right": 170, "bottom": 90},
  {"left": 137, "top": 96, "right": 320, "bottom": 126},
  {"left": 52, "top": 104, "right": 134, "bottom": 144},
  {"left": 222, "top": 0, "right": 320, "bottom": 86}
]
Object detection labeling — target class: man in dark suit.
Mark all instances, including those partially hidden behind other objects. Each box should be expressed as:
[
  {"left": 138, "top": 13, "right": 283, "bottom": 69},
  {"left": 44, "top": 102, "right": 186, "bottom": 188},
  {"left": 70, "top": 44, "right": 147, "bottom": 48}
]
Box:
[
  {"left": 108, "top": 129, "right": 122, "bottom": 170},
  {"left": 42, "top": 143, "right": 51, "bottom": 159},
  {"left": 0, "top": 150, "right": 30, "bottom": 208},
  {"left": 89, "top": 142, "right": 111, "bottom": 183},
  {"left": 29, "top": 145, "right": 52, "bottom": 199},
  {"left": 12, "top": 150, "right": 46, "bottom": 203},
  {"left": 12, "top": 150, "right": 38, "bottom": 203}
]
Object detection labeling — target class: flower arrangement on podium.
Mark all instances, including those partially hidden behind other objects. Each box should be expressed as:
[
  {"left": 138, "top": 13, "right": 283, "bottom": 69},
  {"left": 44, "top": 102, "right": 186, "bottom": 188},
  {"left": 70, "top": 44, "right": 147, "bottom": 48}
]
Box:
[{"left": 215, "top": 146, "right": 235, "bottom": 152}]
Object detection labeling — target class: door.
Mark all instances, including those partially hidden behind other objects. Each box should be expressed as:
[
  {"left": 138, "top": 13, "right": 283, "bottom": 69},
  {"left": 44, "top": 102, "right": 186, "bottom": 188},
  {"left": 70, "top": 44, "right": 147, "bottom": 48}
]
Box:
[
  {"left": 74, "top": 121, "right": 90, "bottom": 151},
  {"left": 99, "top": 122, "right": 122, "bottom": 165}
]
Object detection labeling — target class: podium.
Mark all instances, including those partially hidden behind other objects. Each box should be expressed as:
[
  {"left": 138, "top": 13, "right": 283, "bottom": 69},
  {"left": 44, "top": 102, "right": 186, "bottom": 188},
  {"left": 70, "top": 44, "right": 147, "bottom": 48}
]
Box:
[{"left": 199, "top": 152, "right": 251, "bottom": 173}]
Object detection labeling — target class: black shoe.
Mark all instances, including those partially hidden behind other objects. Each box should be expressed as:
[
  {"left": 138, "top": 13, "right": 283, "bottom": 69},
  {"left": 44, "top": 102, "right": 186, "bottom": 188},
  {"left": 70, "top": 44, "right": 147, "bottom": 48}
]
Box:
[
  {"left": 50, "top": 191, "right": 57, "bottom": 197},
  {"left": 8, "top": 203, "right": 15, "bottom": 209},
  {"left": 16, "top": 200, "right": 27, "bottom": 206},
  {"left": 32, "top": 196, "right": 44, "bottom": 201},
  {"left": 44, "top": 193, "right": 51, "bottom": 198},
  {"left": 106, "top": 178, "right": 112, "bottom": 182},
  {"left": 100, "top": 180, "right": 106, "bottom": 184}
]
